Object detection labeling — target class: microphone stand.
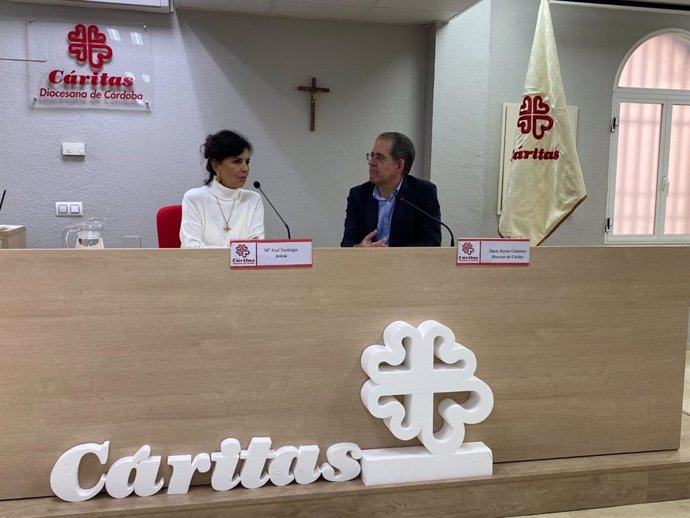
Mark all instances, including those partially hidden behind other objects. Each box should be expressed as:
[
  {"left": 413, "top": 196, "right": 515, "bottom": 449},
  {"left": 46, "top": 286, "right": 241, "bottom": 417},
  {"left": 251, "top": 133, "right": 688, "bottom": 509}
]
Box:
[
  {"left": 398, "top": 195, "right": 455, "bottom": 247},
  {"left": 253, "top": 181, "right": 291, "bottom": 239}
]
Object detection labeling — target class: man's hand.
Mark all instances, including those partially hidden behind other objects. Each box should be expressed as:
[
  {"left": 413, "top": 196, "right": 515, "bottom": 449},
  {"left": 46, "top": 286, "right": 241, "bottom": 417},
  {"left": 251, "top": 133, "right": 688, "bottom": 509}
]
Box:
[{"left": 354, "top": 229, "right": 387, "bottom": 248}]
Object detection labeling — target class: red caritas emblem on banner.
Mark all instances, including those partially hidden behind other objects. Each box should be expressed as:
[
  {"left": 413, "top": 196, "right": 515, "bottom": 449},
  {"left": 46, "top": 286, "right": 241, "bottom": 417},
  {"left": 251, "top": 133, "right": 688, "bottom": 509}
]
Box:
[
  {"left": 67, "top": 24, "right": 112, "bottom": 70},
  {"left": 517, "top": 95, "right": 554, "bottom": 140}
]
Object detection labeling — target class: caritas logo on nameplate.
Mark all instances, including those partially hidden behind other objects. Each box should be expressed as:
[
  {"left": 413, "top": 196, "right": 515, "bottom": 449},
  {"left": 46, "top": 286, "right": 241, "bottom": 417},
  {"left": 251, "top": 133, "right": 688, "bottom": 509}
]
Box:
[{"left": 28, "top": 21, "right": 152, "bottom": 109}]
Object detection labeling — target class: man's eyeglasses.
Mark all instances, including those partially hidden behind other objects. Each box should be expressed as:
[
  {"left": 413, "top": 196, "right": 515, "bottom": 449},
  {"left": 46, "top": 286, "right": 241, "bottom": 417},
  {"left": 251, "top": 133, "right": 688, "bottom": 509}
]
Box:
[{"left": 366, "top": 152, "right": 394, "bottom": 163}]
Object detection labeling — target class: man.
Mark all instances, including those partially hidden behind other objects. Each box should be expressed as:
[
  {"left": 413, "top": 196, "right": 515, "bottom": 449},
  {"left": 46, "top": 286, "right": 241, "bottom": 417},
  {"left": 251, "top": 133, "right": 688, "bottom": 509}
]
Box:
[{"left": 341, "top": 132, "right": 442, "bottom": 247}]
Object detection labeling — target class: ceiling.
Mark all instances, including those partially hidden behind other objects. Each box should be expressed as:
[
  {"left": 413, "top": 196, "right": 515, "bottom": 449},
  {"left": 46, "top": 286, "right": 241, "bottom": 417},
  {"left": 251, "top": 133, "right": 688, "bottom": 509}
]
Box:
[{"left": 173, "top": 0, "right": 484, "bottom": 25}]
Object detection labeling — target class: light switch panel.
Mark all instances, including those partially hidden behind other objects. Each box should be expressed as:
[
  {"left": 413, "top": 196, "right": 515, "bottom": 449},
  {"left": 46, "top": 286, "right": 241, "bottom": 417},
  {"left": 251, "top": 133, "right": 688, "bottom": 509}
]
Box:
[{"left": 55, "top": 201, "right": 82, "bottom": 217}]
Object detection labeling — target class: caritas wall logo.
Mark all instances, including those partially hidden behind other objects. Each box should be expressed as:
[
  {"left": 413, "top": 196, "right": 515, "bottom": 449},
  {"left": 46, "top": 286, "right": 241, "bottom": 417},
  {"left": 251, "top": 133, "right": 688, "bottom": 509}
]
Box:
[{"left": 39, "top": 23, "right": 144, "bottom": 103}]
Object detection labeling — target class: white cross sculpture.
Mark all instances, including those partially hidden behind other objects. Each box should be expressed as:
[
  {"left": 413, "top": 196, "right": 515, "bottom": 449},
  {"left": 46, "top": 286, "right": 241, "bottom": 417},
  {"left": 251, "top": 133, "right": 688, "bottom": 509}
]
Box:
[{"left": 360, "top": 320, "right": 494, "bottom": 485}]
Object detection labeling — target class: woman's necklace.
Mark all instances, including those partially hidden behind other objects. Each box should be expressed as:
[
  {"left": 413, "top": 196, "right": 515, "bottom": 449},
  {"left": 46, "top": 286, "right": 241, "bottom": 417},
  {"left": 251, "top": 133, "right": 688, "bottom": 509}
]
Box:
[{"left": 214, "top": 195, "right": 238, "bottom": 232}]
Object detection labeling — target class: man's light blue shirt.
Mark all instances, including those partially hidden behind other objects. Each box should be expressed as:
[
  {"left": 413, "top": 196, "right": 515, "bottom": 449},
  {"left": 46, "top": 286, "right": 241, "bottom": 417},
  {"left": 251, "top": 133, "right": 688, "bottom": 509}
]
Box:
[{"left": 373, "top": 179, "right": 403, "bottom": 244}]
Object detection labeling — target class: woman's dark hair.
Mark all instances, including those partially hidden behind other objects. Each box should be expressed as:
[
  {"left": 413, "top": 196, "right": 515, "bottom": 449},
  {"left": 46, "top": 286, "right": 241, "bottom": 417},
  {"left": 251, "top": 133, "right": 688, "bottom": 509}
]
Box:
[{"left": 202, "top": 130, "right": 253, "bottom": 185}]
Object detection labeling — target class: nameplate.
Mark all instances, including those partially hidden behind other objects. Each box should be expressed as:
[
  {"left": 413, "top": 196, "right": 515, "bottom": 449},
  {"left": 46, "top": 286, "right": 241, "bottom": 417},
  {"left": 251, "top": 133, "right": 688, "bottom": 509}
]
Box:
[
  {"left": 456, "top": 238, "right": 530, "bottom": 266},
  {"left": 229, "top": 239, "right": 313, "bottom": 269}
]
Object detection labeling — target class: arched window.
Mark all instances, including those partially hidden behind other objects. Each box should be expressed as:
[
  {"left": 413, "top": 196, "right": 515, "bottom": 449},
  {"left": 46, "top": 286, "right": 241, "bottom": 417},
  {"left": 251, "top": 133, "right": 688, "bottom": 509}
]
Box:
[{"left": 606, "top": 30, "right": 690, "bottom": 243}]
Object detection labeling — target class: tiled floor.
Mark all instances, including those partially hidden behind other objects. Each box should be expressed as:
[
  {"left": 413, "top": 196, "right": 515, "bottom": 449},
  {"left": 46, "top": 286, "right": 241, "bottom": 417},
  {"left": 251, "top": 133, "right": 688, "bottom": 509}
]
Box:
[{"left": 517, "top": 348, "right": 690, "bottom": 518}]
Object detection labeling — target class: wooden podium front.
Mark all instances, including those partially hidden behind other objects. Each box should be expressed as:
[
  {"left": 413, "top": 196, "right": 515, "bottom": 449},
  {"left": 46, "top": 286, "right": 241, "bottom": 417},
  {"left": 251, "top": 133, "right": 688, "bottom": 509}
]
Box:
[{"left": 0, "top": 247, "right": 688, "bottom": 516}]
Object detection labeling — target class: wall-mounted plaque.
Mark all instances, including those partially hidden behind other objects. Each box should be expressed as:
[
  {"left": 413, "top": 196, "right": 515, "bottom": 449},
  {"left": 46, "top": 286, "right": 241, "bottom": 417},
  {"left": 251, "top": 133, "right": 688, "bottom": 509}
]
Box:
[{"left": 27, "top": 19, "right": 153, "bottom": 110}]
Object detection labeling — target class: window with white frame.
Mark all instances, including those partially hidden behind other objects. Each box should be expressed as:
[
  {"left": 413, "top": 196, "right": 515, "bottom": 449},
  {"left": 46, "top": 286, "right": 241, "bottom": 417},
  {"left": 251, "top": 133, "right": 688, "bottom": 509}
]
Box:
[{"left": 606, "top": 30, "right": 690, "bottom": 243}]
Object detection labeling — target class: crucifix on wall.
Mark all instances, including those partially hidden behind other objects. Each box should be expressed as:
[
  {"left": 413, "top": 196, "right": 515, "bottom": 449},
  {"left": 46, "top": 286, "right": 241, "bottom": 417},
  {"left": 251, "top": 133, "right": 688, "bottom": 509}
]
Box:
[{"left": 297, "top": 77, "right": 330, "bottom": 132}]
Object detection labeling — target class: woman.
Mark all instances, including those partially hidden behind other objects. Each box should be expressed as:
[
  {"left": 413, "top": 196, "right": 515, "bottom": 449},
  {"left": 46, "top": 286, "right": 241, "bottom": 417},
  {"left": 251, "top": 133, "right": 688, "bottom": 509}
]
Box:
[{"left": 180, "top": 130, "right": 265, "bottom": 248}]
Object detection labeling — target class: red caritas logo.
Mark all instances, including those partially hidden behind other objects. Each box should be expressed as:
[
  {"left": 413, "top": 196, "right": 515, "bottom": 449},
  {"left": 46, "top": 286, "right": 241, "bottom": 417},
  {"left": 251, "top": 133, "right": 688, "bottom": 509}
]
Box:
[
  {"left": 235, "top": 244, "right": 251, "bottom": 258},
  {"left": 461, "top": 242, "right": 475, "bottom": 256},
  {"left": 517, "top": 95, "right": 553, "bottom": 140},
  {"left": 42, "top": 22, "right": 138, "bottom": 95},
  {"left": 67, "top": 24, "right": 112, "bottom": 70},
  {"left": 511, "top": 94, "right": 560, "bottom": 162}
]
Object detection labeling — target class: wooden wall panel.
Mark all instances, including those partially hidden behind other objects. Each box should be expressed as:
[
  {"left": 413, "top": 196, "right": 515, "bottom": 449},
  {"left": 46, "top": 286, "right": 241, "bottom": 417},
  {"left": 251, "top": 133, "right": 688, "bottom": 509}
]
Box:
[{"left": 0, "top": 247, "right": 688, "bottom": 500}]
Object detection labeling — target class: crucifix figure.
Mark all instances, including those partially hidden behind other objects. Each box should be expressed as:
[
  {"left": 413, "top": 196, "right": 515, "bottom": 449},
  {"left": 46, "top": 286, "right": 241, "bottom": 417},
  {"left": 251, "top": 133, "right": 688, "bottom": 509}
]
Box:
[{"left": 298, "top": 77, "right": 330, "bottom": 132}]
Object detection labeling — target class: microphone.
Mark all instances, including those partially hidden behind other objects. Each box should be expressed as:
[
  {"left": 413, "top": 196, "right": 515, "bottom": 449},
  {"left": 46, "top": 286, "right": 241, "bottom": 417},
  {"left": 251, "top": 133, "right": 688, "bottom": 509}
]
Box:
[
  {"left": 252, "top": 181, "right": 291, "bottom": 239},
  {"left": 397, "top": 195, "right": 455, "bottom": 247}
]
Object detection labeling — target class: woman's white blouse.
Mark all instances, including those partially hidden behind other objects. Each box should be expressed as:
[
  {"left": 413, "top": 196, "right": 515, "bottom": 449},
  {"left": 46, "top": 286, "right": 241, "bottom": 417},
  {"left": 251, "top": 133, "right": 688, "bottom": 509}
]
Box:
[{"left": 180, "top": 179, "right": 265, "bottom": 248}]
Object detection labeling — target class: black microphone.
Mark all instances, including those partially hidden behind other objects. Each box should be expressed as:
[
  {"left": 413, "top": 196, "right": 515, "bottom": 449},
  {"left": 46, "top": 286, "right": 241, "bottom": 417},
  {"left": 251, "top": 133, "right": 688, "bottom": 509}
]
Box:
[
  {"left": 397, "top": 195, "right": 455, "bottom": 247},
  {"left": 253, "top": 181, "right": 291, "bottom": 239}
]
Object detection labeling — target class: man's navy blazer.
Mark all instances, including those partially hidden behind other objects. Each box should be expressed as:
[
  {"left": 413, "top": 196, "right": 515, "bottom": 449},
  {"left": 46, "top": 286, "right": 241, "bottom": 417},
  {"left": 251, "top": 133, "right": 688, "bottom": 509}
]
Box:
[{"left": 340, "top": 175, "right": 442, "bottom": 247}]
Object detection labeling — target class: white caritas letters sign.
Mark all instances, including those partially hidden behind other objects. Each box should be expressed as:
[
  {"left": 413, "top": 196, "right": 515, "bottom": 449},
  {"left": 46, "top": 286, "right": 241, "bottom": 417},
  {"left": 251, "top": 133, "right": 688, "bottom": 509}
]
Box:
[
  {"left": 360, "top": 320, "right": 494, "bottom": 485},
  {"left": 50, "top": 320, "right": 492, "bottom": 501},
  {"left": 50, "top": 439, "right": 362, "bottom": 502}
]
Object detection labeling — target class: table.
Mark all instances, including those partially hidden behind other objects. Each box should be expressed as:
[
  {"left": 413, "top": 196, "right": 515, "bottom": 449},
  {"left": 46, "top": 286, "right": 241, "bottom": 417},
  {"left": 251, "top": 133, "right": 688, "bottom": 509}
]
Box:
[{"left": 0, "top": 225, "right": 26, "bottom": 248}]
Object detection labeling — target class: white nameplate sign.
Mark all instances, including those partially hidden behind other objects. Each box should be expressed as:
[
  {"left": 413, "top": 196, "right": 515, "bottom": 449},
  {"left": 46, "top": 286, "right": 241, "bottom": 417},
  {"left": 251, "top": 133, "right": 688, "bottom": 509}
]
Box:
[
  {"left": 456, "top": 238, "right": 530, "bottom": 266},
  {"left": 229, "top": 239, "right": 312, "bottom": 269}
]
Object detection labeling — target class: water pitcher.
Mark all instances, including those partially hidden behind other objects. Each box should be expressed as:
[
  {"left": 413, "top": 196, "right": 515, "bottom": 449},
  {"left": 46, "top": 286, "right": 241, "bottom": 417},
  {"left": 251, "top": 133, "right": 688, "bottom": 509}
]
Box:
[{"left": 62, "top": 217, "right": 106, "bottom": 249}]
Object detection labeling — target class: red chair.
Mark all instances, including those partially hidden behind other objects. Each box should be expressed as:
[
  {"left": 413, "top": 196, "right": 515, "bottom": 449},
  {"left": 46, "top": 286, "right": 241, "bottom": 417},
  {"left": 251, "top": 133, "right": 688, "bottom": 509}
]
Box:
[{"left": 156, "top": 205, "right": 182, "bottom": 248}]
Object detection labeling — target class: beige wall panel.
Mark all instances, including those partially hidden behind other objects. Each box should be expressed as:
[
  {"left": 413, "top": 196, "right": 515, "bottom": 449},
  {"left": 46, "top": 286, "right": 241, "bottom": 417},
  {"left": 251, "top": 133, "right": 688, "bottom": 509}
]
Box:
[{"left": 0, "top": 247, "right": 688, "bottom": 500}]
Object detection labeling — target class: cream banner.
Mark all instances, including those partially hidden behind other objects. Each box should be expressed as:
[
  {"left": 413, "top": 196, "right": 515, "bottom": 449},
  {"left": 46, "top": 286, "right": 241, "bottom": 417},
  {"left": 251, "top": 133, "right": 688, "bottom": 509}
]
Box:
[{"left": 498, "top": 0, "right": 587, "bottom": 245}]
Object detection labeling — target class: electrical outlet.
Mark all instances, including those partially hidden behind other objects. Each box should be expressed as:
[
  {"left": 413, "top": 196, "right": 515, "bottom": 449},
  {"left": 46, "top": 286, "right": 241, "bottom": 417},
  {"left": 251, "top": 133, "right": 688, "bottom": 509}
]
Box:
[{"left": 55, "top": 201, "right": 82, "bottom": 217}]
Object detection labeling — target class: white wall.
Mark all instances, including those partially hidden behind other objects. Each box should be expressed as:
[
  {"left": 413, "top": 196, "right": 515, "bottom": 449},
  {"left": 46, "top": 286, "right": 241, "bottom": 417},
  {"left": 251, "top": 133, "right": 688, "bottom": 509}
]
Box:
[
  {"left": 430, "top": 0, "right": 492, "bottom": 243},
  {"left": 0, "top": 1, "right": 428, "bottom": 247},
  {"left": 431, "top": 0, "right": 690, "bottom": 245}
]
